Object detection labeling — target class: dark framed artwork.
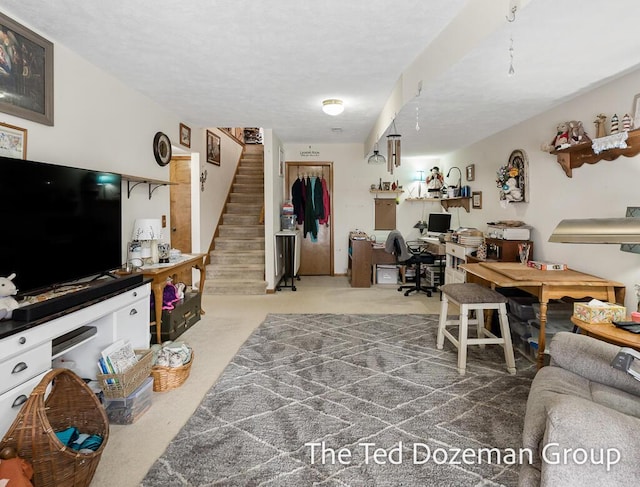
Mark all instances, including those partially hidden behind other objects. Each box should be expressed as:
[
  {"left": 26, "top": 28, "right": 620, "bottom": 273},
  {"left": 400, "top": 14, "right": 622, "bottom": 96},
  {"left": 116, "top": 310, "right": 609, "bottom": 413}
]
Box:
[
  {"left": 0, "top": 12, "right": 54, "bottom": 125},
  {"left": 466, "top": 163, "right": 475, "bottom": 181},
  {"left": 206, "top": 130, "right": 220, "bottom": 165},
  {"left": 179, "top": 123, "right": 191, "bottom": 148}
]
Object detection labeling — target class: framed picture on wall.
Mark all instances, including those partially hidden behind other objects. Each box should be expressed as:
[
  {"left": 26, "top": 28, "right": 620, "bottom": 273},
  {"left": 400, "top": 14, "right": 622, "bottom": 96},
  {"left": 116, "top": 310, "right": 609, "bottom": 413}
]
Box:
[
  {"left": 206, "top": 130, "right": 221, "bottom": 165},
  {"left": 0, "top": 122, "right": 27, "bottom": 159},
  {"left": 0, "top": 12, "right": 54, "bottom": 125},
  {"left": 279, "top": 147, "right": 285, "bottom": 177},
  {"left": 466, "top": 164, "right": 475, "bottom": 181},
  {"left": 179, "top": 123, "right": 191, "bottom": 148},
  {"left": 472, "top": 191, "right": 482, "bottom": 209}
]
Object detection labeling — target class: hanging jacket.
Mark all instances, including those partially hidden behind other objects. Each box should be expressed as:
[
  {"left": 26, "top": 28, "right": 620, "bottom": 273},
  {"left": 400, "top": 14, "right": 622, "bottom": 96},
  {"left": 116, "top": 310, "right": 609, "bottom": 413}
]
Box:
[
  {"left": 319, "top": 177, "right": 330, "bottom": 225},
  {"left": 291, "top": 177, "right": 304, "bottom": 224},
  {"left": 303, "top": 176, "right": 318, "bottom": 239},
  {"left": 314, "top": 176, "right": 324, "bottom": 220}
]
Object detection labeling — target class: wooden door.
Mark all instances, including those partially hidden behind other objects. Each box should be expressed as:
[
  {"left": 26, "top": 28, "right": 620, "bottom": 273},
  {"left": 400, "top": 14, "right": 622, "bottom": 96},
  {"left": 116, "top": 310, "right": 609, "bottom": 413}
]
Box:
[
  {"left": 170, "top": 156, "right": 192, "bottom": 284},
  {"left": 286, "top": 162, "right": 333, "bottom": 276}
]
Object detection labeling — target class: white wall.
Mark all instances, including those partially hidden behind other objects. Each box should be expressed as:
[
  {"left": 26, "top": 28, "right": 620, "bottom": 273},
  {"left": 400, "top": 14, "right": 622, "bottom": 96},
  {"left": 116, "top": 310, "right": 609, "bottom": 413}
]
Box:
[
  {"left": 2, "top": 13, "right": 235, "bottom": 272},
  {"left": 435, "top": 68, "right": 640, "bottom": 310}
]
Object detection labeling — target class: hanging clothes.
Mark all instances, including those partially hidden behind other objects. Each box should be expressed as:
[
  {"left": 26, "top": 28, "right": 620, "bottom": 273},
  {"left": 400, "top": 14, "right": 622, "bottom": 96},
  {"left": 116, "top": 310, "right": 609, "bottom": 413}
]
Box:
[
  {"left": 318, "top": 177, "right": 330, "bottom": 225},
  {"left": 291, "top": 177, "right": 304, "bottom": 225},
  {"left": 313, "top": 176, "right": 324, "bottom": 221},
  {"left": 303, "top": 176, "right": 318, "bottom": 239}
]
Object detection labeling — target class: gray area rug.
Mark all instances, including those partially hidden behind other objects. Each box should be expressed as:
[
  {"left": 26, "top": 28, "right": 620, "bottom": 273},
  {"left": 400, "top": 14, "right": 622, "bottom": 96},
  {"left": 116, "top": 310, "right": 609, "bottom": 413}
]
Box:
[{"left": 142, "top": 314, "right": 536, "bottom": 486}]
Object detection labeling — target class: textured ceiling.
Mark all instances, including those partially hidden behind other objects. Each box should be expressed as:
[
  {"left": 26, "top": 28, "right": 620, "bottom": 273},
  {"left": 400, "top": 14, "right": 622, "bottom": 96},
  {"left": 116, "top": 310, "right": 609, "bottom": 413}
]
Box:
[{"left": 2, "top": 0, "right": 640, "bottom": 158}]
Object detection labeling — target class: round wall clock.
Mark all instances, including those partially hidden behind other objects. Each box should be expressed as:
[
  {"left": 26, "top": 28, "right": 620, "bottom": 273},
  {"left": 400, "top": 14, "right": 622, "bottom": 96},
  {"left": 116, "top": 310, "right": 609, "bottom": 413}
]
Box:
[{"left": 153, "top": 132, "right": 172, "bottom": 166}]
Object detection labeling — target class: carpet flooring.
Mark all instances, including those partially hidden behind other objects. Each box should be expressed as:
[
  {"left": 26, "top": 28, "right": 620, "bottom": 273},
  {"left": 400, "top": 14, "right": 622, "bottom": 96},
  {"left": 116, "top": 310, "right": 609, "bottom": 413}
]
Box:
[{"left": 142, "top": 314, "right": 536, "bottom": 486}]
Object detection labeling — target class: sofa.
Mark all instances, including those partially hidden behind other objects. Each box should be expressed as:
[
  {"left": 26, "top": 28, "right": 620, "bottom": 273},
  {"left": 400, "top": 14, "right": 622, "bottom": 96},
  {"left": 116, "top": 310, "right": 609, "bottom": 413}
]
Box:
[{"left": 520, "top": 331, "right": 640, "bottom": 486}]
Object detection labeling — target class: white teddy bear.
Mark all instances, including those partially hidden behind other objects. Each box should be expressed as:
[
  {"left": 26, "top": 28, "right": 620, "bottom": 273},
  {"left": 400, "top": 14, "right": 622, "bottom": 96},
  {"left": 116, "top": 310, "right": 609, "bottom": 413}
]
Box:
[{"left": 0, "top": 273, "right": 19, "bottom": 320}]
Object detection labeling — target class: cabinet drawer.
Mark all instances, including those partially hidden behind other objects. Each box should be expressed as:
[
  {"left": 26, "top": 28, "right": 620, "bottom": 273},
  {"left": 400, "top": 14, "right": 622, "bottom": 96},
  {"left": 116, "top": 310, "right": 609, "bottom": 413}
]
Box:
[
  {"left": 115, "top": 297, "right": 150, "bottom": 349},
  {"left": 0, "top": 371, "right": 48, "bottom": 439},
  {"left": 446, "top": 243, "right": 470, "bottom": 259},
  {"left": 0, "top": 342, "right": 51, "bottom": 395}
]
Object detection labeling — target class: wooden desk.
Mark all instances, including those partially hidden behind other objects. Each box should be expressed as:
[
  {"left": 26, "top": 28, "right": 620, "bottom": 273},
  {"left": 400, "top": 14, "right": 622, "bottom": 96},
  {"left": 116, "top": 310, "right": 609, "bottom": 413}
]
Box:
[
  {"left": 460, "top": 262, "right": 625, "bottom": 369},
  {"left": 140, "top": 253, "right": 207, "bottom": 343},
  {"left": 571, "top": 316, "right": 640, "bottom": 350}
]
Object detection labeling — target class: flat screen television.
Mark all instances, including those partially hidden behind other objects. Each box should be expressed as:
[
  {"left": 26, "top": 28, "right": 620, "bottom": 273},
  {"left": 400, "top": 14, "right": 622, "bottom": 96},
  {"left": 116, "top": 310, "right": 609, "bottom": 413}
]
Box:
[
  {"left": 427, "top": 212, "right": 452, "bottom": 237},
  {"left": 0, "top": 156, "right": 122, "bottom": 296}
]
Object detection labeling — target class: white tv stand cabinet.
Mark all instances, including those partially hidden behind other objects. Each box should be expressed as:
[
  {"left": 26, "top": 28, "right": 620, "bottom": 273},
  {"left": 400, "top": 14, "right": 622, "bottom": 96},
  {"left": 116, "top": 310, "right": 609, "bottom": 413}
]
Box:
[{"left": 0, "top": 281, "right": 150, "bottom": 438}]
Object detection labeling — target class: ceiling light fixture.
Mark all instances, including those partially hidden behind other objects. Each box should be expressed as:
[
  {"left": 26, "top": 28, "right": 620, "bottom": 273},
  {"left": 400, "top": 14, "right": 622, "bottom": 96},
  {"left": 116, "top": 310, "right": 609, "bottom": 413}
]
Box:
[
  {"left": 367, "top": 140, "right": 386, "bottom": 165},
  {"left": 322, "top": 99, "right": 344, "bottom": 116}
]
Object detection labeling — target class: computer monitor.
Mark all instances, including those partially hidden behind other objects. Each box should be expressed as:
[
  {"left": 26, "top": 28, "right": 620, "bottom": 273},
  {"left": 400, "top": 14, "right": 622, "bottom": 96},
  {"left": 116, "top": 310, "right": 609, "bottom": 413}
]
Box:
[{"left": 427, "top": 213, "right": 452, "bottom": 237}]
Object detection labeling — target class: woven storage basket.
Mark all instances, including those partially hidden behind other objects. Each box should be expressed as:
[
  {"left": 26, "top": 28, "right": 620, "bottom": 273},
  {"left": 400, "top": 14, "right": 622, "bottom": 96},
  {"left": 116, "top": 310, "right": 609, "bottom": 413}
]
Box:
[
  {"left": 97, "top": 349, "right": 153, "bottom": 398},
  {"left": 0, "top": 368, "right": 109, "bottom": 487},
  {"left": 151, "top": 351, "right": 194, "bottom": 392}
]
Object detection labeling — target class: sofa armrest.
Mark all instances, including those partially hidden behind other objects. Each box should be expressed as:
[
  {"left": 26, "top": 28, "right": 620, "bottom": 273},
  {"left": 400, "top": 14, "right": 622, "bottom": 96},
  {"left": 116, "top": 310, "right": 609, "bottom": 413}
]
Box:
[
  {"left": 540, "top": 395, "right": 640, "bottom": 486},
  {"left": 549, "top": 332, "right": 640, "bottom": 398}
]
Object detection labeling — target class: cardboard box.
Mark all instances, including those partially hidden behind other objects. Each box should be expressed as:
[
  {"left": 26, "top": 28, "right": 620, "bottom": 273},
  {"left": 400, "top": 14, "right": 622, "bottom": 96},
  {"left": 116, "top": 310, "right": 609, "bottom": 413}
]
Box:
[{"left": 573, "top": 302, "right": 626, "bottom": 323}]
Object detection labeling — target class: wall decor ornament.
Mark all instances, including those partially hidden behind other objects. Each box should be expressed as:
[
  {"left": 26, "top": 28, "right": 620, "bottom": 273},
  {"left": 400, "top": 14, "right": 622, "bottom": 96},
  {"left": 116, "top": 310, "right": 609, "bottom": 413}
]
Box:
[
  {"left": 496, "top": 149, "right": 528, "bottom": 203},
  {"left": 0, "top": 12, "right": 54, "bottom": 125},
  {"left": 179, "top": 123, "right": 191, "bottom": 148},
  {"left": 0, "top": 122, "right": 27, "bottom": 159},
  {"left": 153, "top": 132, "right": 172, "bottom": 166},
  {"left": 206, "top": 130, "right": 221, "bottom": 165}
]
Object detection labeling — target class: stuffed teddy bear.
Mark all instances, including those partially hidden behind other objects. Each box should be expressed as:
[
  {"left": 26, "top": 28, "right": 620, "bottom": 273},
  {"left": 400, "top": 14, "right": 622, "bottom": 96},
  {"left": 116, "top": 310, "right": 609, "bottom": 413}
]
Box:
[
  {"left": 553, "top": 121, "right": 570, "bottom": 150},
  {"left": 568, "top": 120, "right": 591, "bottom": 145},
  {"left": 0, "top": 273, "right": 19, "bottom": 320}
]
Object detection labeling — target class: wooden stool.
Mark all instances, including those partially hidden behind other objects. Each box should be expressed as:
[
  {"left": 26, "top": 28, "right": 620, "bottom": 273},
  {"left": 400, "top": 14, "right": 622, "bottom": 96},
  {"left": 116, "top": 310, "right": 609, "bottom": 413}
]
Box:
[{"left": 437, "top": 283, "right": 516, "bottom": 375}]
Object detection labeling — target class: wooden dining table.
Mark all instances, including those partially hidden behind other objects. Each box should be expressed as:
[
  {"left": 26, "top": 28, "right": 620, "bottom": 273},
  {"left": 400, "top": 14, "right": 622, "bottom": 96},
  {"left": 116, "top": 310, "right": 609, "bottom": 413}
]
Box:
[{"left": 460, "top": 262, "right": 626, "bottom": 369}]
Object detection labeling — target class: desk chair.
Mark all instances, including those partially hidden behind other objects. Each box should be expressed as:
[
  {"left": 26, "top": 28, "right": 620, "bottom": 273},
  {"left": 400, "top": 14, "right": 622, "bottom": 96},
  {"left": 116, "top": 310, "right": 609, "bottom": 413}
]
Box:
[{"left": 385, "top": 231, "right": 436, "bottom": 297}]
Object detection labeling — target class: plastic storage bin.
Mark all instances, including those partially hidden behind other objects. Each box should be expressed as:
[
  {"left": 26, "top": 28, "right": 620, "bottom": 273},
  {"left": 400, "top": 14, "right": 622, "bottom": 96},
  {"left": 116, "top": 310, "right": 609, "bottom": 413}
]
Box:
[
  {"left": 103, "top": 376, "right": 153, "bottom": 425},
  {"left": 377, "top": 265, "right": 398, "bottom": 284}
]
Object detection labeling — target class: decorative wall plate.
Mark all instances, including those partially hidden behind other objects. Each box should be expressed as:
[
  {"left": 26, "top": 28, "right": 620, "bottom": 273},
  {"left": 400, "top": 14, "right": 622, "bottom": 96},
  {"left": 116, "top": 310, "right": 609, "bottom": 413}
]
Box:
[{"left": 153, "top": 132, "right": 172, "bottom": 166}]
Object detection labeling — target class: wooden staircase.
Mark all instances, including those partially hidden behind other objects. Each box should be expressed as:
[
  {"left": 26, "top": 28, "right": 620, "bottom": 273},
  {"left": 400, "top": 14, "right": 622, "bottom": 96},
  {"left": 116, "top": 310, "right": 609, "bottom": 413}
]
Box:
[{"left": 203, "top": 144, "right": 267, "bottom": 294}]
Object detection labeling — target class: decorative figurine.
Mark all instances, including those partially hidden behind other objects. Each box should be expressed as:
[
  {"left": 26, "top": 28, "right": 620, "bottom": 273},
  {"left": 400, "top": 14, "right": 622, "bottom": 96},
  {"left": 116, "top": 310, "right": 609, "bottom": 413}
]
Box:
[
  {"left": 594, "top": 113, "right": 607, "bottom": 138},
  {"left": 426, "top": 167, "right": 444, "bottom": 194},
  {"left": 610, "top": 113, "right": 619, "bottom": 134},
  {"left": 622, "top": 113, "right": 633, "bottom": 131},
  {"left": 568, "top": 120, "right": 591, "bottom": 145}
]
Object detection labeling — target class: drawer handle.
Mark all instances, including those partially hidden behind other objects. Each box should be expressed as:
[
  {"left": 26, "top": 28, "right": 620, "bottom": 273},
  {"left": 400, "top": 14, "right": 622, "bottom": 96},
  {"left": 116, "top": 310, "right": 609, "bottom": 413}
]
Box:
[
  {"left": 133, "top": 291, "right": 138, "bottom": 297},
  {"left": 12, "top": 395, "right": 28, "bottom": 408},
  {"left": 129, "top": 308, "right": 138, "bottom": 316},
  {"left": 12, "top": 362, "right": 27, "bottom": 374},
  {"left": 18, "top": 336, "right": 26, "bottom": 345}
]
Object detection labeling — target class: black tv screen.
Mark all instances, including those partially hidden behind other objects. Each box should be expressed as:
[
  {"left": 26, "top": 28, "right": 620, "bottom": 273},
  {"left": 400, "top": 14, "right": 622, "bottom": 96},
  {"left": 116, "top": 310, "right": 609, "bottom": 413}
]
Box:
[
  {"left": 427, "top": 213, "right": 452, "bottom": 234},
  {"left": 0, "top": 156, "right": 122, "bottom": 295}
]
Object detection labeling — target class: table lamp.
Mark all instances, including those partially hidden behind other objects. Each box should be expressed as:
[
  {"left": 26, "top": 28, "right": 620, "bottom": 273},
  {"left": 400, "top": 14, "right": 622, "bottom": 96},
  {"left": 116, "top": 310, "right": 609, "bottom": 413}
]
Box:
[{"left": 132, "top": 218, "right": 162, "bottom": 264}]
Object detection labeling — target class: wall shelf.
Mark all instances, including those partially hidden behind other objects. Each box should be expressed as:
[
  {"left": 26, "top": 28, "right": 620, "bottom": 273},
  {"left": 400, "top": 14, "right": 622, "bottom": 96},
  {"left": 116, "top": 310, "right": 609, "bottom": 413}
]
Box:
[
  {"left": 122, "top": 174, "right": 176, "bottom": 199},
  {"left": 369, "top": 189, "right": 404, "bottom": 198},
  {"left": 439, "top": 197, "right": 471, "bottom": 213},
  {"left": 550, "top": 128, "right": 640, "bottom": 177}
]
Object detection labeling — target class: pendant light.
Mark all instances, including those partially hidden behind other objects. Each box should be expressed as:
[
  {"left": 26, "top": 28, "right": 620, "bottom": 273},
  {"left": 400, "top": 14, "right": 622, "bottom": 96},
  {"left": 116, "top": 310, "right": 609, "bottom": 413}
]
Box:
[
  {"left": 367, "top": 142, "right": 386, "bottom": 165},
  {"left": 386, "top": 119, "right": 401, "bottom": 174}
]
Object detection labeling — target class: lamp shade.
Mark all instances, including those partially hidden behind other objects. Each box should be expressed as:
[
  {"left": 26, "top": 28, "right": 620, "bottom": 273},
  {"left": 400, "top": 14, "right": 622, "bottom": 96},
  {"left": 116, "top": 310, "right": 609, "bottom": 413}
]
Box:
[
  {"left": 322, "top": 99, "right": 344, "bottom": 116},
  {"left": 132, "top": 218, "right": 162, "bottom": 241},
  {"left": 549, "top": 218, "right": 640, "bottom": 243}
]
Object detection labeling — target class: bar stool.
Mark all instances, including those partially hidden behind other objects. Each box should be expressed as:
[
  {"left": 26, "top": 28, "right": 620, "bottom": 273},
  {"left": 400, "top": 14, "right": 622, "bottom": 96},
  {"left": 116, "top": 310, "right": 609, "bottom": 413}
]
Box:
[{"left": 437, "top": 283, "right": 516, "bottom": 375}]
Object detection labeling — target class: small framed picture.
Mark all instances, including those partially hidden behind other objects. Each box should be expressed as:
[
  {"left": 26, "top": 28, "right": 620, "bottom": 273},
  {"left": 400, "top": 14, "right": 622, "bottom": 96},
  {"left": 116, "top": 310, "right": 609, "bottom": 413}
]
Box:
[
  {"left": 472, "top": 191, "right": 482, "bottom": 209},
  {"left": 466, "top": 164, "right": 475, "bottom": 181},
  {"left": 633, "top": 94, "right": 640, "bottom": 129},
  {"left": 206, "top": 130, "right": 221, "bottom": 165},
  {"left": 179, "top": 123, "right": 191, "bottom": 148},
  {"left": 0, "top": 122, "right": 27, "bottom": 159}
]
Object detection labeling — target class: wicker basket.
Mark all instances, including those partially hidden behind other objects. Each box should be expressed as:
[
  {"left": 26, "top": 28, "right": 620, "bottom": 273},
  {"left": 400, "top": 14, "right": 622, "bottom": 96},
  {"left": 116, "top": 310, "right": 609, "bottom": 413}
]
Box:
[
  {"left": 0, "top": 368, "right": 109, "bottom": 487},
  {"left": 151, "top": 351, "right": 194, "bottom": 392},
  {"left": 96, "top": 349, "right": 153, "bottom": 398}
]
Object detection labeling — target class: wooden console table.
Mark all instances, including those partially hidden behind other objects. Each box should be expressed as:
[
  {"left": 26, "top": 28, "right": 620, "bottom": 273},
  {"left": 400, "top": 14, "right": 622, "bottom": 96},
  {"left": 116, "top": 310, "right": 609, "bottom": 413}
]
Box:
[
  {"left": 461, "top": 262, "right": 625, "bottom": 369},
  {"left": 140, "top": 253, "right": 207, "bottom": 343}
]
